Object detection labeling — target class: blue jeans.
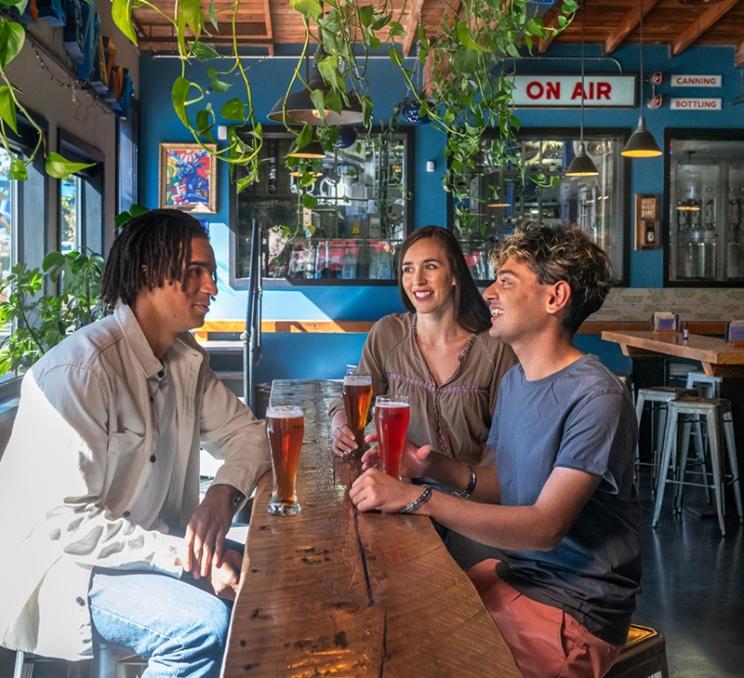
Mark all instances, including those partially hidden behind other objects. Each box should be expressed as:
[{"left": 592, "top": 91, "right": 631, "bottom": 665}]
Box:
[{"left": 88, "top": 542, "right": 241, "bottom": 677}]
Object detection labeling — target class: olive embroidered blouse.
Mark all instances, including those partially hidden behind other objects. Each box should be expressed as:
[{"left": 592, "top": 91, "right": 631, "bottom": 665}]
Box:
[{"left": 331, "top": 313, "right": 517, "bottom": 466}]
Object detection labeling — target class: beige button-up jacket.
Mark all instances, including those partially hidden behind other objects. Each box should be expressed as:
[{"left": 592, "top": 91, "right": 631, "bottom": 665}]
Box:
[{"left": 0, "top": 304, "right": 270, "bottom": 659}]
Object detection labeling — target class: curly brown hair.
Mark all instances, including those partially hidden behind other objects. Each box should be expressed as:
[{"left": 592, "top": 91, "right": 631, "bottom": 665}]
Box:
[{"left": 497, "top": 223, "right": 612, "bottom": 334}]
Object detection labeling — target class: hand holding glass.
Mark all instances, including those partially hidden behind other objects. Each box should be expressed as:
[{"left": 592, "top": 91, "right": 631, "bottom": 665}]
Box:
[
  {"left": 374, "top": 395, "right": 410, "bottom": 479},
  {"left": 343, "top": 374, "right": 373, "bottom": 452},
  {"left": 266, "top": 405, "right": 304, "bottom": 516}
]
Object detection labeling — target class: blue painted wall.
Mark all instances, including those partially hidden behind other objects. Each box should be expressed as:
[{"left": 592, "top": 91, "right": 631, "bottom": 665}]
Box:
[{"left": 139, "top": 44, "right": 744, "bottom": 381}]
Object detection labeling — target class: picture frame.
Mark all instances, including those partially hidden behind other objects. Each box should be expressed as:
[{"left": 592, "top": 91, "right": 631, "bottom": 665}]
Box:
[{"left": 159, "top": 143, "right": 217, "bottom": 213}]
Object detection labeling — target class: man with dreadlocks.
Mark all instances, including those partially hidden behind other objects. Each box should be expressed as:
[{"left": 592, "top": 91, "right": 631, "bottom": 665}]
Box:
[
  {"left": 350, "top": 225, "right": 641, "bottom": 678},
  {"left": 0, "top": 209, "right": 270, "bottom": 676}
]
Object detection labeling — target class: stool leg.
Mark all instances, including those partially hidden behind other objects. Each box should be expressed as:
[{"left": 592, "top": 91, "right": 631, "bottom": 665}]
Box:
[
  {"left": 634, "top": 393, "right": 646, "bottom": 487},
  {"left": 653, "top": 407, "right": 678, "bottom": 529},
  {"left": 675, "top": 417, "right": 693, "bottom": 515},
  {"left": 691, "top": 415, "right": 712, "bottom": 505},
  {"left": 653, "top": 404, "right": 669, "bottom": 496},
  {"left": 13, "top": 651, "right": 26, "bottom": 678},
  {"left": 92, "top": 643, "right": 120, "bottom": 678},
  {"left": 706, "top": 409, "right": 726, "bottom": 537},
  {"left": 722, "top": 410, "right": 743, "bottom": 523}
]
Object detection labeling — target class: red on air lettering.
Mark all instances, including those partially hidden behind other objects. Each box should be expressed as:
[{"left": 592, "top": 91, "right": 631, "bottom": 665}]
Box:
[
  {"left": 526, "top": 81, "right": 561, "bottom": 100},
  {"left": 571, "top": 81, "right": 612, "bottom": 100}
]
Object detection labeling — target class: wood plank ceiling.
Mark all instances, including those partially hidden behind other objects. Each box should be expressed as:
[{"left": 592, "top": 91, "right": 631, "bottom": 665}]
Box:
[{"left": 132, "top": 0, "right": 744, "bottom": 65}]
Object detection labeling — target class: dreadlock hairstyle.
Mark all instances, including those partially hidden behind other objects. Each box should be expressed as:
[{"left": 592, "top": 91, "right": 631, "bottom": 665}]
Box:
[
  {"left": 101, "top": 208, "right": 210, "bottom": 308},
  {"left": 496, "top": 223, "right": 612, "bottom": 334},
  {"left": 397, "top": 225, "right": 491, "bottom": 334}
]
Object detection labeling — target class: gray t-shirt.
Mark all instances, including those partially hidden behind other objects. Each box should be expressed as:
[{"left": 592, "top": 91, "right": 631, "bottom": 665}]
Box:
[{"left": 487, "top": 354, "right": 641, "bottom": 645}]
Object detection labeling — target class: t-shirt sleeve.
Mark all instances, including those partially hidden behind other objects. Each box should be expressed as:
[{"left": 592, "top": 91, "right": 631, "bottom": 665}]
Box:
[{"left": 554, "top": 392, "right": 637, "bottom": 493}]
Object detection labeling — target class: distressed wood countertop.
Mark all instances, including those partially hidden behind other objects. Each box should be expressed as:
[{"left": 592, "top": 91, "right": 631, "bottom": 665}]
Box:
[{"left": 223, "top": 380, "right": 519, "bottom": 677}]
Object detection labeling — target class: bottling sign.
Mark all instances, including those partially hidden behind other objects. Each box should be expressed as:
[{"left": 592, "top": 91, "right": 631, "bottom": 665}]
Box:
[
  {"left": 670, "top": 97, "right": 722, "bottom": 111},
  {"left": 670, "top": 74, "right": 722, "bottom": 88},
  {"left": 512, "top": 75, "right": 636, "bottom": 107}
]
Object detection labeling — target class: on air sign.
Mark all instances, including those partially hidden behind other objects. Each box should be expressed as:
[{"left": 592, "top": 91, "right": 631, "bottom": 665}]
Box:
[{"left": 512, "top": 75, "right": 636, "bottom": 107}]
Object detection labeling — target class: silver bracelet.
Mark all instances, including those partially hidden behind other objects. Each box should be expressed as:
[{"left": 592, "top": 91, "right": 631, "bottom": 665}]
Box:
[
  {"left": 399, "top": 486, "right": 432, "bottom": 514},
  {"left": 452, "top": 465, "right": 477, "bottom": 498}
]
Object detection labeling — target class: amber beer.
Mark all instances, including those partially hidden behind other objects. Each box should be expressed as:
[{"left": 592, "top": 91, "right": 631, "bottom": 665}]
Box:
[
  {"left": 374, "top": 395, "right": 410, "bottom": 479},
  {"left": 266, "top": 405, "right": 304, "bottom": 516},
  {"left": 343, "top": 374, "right": 373, "bottom": 450}
]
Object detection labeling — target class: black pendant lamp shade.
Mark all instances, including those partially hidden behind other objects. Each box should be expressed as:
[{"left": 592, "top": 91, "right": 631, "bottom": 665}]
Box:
[
  {"left": 268, "top": 63, "right": 364, "bottom": 126},
  {"left": 286, "top": 139, "right": 326, "bottom": 159},
  {"left": 566, "top": 143, "right": 600, "bottom": 177},
  {"left": 621, "top": 114, "right": 662, "bottom": 158}
]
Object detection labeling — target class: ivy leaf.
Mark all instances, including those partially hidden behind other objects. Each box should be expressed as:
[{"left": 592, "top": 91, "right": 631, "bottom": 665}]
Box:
[
  {"left": 0, "top": 1, "right": 29, "bottom": 14},
  {"left": 191, "top": 41, "right": 219, "bottom": 60},
  {"left": 368, "top": 35, "right": 380, "bottom": 51},
  {"left": 220, "top": 98, "right": 246, "bottom": 121},
  {"left": 178, "top": 0, "right": 203, "bottom": 41},
  {"left": 8, "top": 157, "right": 26, "bottom": 181},
  {"left": 0, "top": 85, "right": 18, "bottom": 135},
  {"left": 290, "top": 0, "right": 321, "bottom": 21},
  {"left": 324, "top": 88, "right": 342, "bottom": 114},
  {"left": 114, "top": 204, "right": 149, "bottom": 229},
  {"left": 302, "top": 194, "right": 318, "bottom": 209},
  {"left": 208, "top": 0, "right": 219, "bottom": 31},
  {"left": 45, "top": 152, "right": 95, "bottom": 179},
  {"left": 171, "top": 76, "right": 191, "bottom": 127},
  {"left": 357, "top": 4, "right": 374, "bottom": 27},
  {"left": 0, "top": 18, "right": 25, "bottom": 68},
  {"left": 388, "top": 46, "right": 403, "bottom": 67},
  {"left": 316, "top": 54, "right": 340, "bottom": 91},
  {"left": 207, "top": 67, "right": 231, "bottom": 93},
  {"left": 388, "top": 20, "right": 405, "bottom": 38},
  {"left": 111, "top": 0, "right": 138, "bottom": 46},
  {"left": 295, "top": 124, "right": 312, "bottom": 149},
  {"left": 309, "top": 89, "right": 326, "bottom": 121},
  {"left": 455, "top": 21, "right": 487, "bottom": 53}
]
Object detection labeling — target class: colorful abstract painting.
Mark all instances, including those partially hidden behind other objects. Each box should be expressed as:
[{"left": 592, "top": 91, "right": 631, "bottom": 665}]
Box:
[{"left": 159, "top": 143, "right": 217, "bottom": 212}]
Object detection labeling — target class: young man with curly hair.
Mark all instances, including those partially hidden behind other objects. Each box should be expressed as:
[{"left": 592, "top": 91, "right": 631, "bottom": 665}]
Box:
[{"left": 351, "top": 224, "right": 640, "bottom": 678}]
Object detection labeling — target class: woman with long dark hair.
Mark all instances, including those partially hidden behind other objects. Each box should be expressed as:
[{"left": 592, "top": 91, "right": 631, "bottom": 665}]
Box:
[{"left": 330, "top": 225, "right": 516, "bottom": 470}]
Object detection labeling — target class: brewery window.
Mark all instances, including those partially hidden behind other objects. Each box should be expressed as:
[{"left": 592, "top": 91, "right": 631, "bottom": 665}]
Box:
[
  {"left": 449, "top": 129, "right": 628, "bottom": 284},
  {"left": 667, "top": 133, "right": 744, "bottom": 285},
  {"left": 231, "top": 129, "right": 413, "bottom": 287}
]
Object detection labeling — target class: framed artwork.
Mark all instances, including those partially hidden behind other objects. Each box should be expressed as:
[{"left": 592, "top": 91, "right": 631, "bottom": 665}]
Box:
[{"left": 159, "top": 143, "right": 217, "bottom": 212}]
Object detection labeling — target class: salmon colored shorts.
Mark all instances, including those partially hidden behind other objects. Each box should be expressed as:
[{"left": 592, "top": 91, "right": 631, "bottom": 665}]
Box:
[{"left": 468, "top": 559, "right": 622, "bottom": 678}]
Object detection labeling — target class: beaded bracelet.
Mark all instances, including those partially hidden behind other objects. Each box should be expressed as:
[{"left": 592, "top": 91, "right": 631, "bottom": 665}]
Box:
[
  {"left": 452, "top": 465, "right": 477, "bottom": 499},
  {"left": 399, "top": 486, "right": 432, "bottom": 514}
]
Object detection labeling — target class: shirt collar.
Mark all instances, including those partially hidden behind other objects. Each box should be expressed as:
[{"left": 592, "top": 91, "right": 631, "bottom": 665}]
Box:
[{"left": 113, "top": 304, "right": 167, "bottom": 379}]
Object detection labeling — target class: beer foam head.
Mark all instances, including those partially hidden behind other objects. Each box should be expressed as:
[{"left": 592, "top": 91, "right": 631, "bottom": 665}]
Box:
[
  {"left": 266, "top": 405, "right": 303, "bottom": 418},
  {"left": 344, "top": 374, "right": 372, "bottom": 386},
  {"left": 374, "top": 397, "right": 409, "bottom": 408}
]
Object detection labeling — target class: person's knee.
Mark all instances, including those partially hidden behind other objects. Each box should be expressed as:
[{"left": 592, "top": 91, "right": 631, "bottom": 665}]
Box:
[{"left": 194, "top": 597, "right": 231, "bottom": 656}]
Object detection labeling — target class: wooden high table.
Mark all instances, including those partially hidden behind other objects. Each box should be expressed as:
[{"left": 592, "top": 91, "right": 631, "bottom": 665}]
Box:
[{"left": 223, "top": 380, "right": 519, "bottom": 677}]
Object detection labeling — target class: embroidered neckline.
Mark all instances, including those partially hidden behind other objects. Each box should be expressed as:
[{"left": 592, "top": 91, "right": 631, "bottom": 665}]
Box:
[{"left": 410, "top": 313, "right": 477, "bottom": 364}]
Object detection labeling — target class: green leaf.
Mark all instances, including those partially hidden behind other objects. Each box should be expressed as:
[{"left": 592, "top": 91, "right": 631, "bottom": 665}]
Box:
[
  {"left": 0, "top": 85, "right": 18, "bottom": 135},
  {"left": 207, "top": 68, "right": 231, "bottom": 93},
  {"left": 220, "top": 98, "right": 246, "bottom": 121},
  {"left": 302, "top": 194, "right": 318, "bottom": 209},
  {"left": 44, "top": 152, "right": 95, "bottom": 180},
  {"left": 388, "top": 21, "right": 405, "bottom": 38},
  {"left": 455, "top": 21, "right": 487, "bottom": 53},
  {"left": 388, "top": 47, "right": 403, "bottom": 67},
  {"left": 357, "top": 4, "right": 374, "bottom": 27},
  {"left": 309, "top": 89, "right": 326, "bottom": 120},
  {"left": 114, "top": 204, "right": 149, "bottom": 229},
  {"left": 208, "top": 0, "right": 219, "bottom": 31},
  {"left": 316, "top": 54, "right": 340, "bottom": 90},
  {"left": 368, "top": 35, "right": 380, "bottom": 51},
  {"left": 290, "top": 0, "right": 321, "bottom": 21},
  {"left": 42, "top": 250, "right": 66, "bottom": 272},
  {"left": 171, "top": 76, "right": 191, "bottom": 127},
  {"left": 111, "top": 0, "right": 138, "bottom": 46},
  {"left": 191, "top": 40, "right": 219, "bottom": 60},
  {"left": 178, "top": 0, "right": 203, "bottom": 41},
  {"left": 8, "top": 157, "right": 26, "bottom": 181},
  {"left": 324, "top": 89, "right": 342, "bottom": 113},
  {"left": 295, "top": 124, "right": 312, "bottom": 149},
  {"left": 0, "top": 18, "right": 25, "bottom": 69}
]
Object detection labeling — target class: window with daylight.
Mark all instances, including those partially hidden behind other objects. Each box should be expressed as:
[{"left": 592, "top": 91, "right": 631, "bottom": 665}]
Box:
[{"left": 451, "top": 130, "right": 628, "bottom": 284}]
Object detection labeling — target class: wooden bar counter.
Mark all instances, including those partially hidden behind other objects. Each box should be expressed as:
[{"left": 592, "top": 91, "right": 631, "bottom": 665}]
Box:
[{"left": 223, "top": 380, "right": 519, "bottom": 677}]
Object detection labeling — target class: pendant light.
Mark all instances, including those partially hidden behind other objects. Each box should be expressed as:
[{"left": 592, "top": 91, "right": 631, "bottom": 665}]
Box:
[
  {"left": 286, "top": 138, "right": 326, "bottom": 159},
  {"left": 621, "top": 0, "right": 662, "bottom": 158},
  {"left": 565, "top": 3, "right": 599, "bottom": 178}
]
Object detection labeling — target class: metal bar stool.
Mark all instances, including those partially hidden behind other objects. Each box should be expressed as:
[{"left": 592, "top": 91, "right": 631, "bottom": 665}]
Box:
[
  {"left": 634, "top": 386, "right": 696, "bottom": 493},
  {"left": 652, "top": 396, "right": 744, "bottom": 537},
  {"left": 686, "top": 371, "right": 722, "bottom": 398},
  {"left": 14, "top": 642, "right": 147, "bottom": 678}
]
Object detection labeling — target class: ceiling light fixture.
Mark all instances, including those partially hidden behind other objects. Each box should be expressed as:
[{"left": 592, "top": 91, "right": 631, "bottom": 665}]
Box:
[
  {"left": 621, "top": 0, "right": 662, "bottom": 158},
  {"left": 566, "top": 3, "right": 599, "bottom": 178},
  {"left": 286, "top": 139, "right": 326, "bottom": 159}
]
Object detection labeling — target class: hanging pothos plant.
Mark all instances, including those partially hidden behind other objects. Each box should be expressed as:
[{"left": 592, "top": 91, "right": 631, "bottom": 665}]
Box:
[{"left": 0, "top": 1, "right": 95, "bottom": 179}]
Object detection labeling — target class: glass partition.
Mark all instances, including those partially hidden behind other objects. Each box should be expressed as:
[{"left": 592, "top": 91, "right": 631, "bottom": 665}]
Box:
[
  {"left": 452, "top": 132, "right": 627, "bottom": 283},
  {"left": 233, "top": 130, "right": 411, "bottom": 285}
]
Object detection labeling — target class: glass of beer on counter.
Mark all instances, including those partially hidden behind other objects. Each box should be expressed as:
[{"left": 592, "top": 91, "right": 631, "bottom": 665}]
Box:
[
  {"left": 343, "top": 373, "right": 373, "bottom": 452},
  {"left": 266, "top": 405, "right": 304, "bottom": 516},
  {"left": 374, "top": 395, "right": 410, "bottom": 479}
]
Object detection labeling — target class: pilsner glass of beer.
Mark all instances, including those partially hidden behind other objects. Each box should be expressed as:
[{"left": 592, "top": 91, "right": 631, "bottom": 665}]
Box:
[
  {"left": 343, "top": 374, "right": 373, "bottom": 452},
  {"left": 266, "top": 405, "right": 304, "bottom": 516},
  {"left": 374, "top": 395, "right": 410, "bottom": 479}
]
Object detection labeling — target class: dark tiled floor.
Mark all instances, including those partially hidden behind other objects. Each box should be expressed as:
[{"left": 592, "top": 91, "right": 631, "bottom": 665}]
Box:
[
  {"left": 635, "top": 473, "right": 744, "bottom": 678},
  {"left": 2, "top": 479, "right": 742, "bottom": 677}
]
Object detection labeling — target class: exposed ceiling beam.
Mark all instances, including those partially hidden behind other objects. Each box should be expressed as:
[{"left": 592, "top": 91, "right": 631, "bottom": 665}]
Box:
[
  {"left": 402, "top": 0, "right": 426, "bottom": 56},
  {"left": 736, "top": 40, "right": 744, "bottom": 66},
  {"left": 261, "top": 0, "right": 274, "bottom": 55},
  {"left": 537, "top": 3, "right": 563, "bottom": 54},
  {"left": 671, "top": 0, "right": 739, "bottom": 57},
  {"left": 604, "top": 0, "right": 660, "bottom": 55}
]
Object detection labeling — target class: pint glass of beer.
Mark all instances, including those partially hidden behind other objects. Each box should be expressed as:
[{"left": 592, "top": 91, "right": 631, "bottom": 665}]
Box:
[
  {"left": 343, "top": 374, "right": 373, "bottom": 451},
  {"left": 374, "top": 395, "right": 410, "bottom": 479},
  {"left": 266, "top": 405, "right": 304, "bottom": 516}
]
